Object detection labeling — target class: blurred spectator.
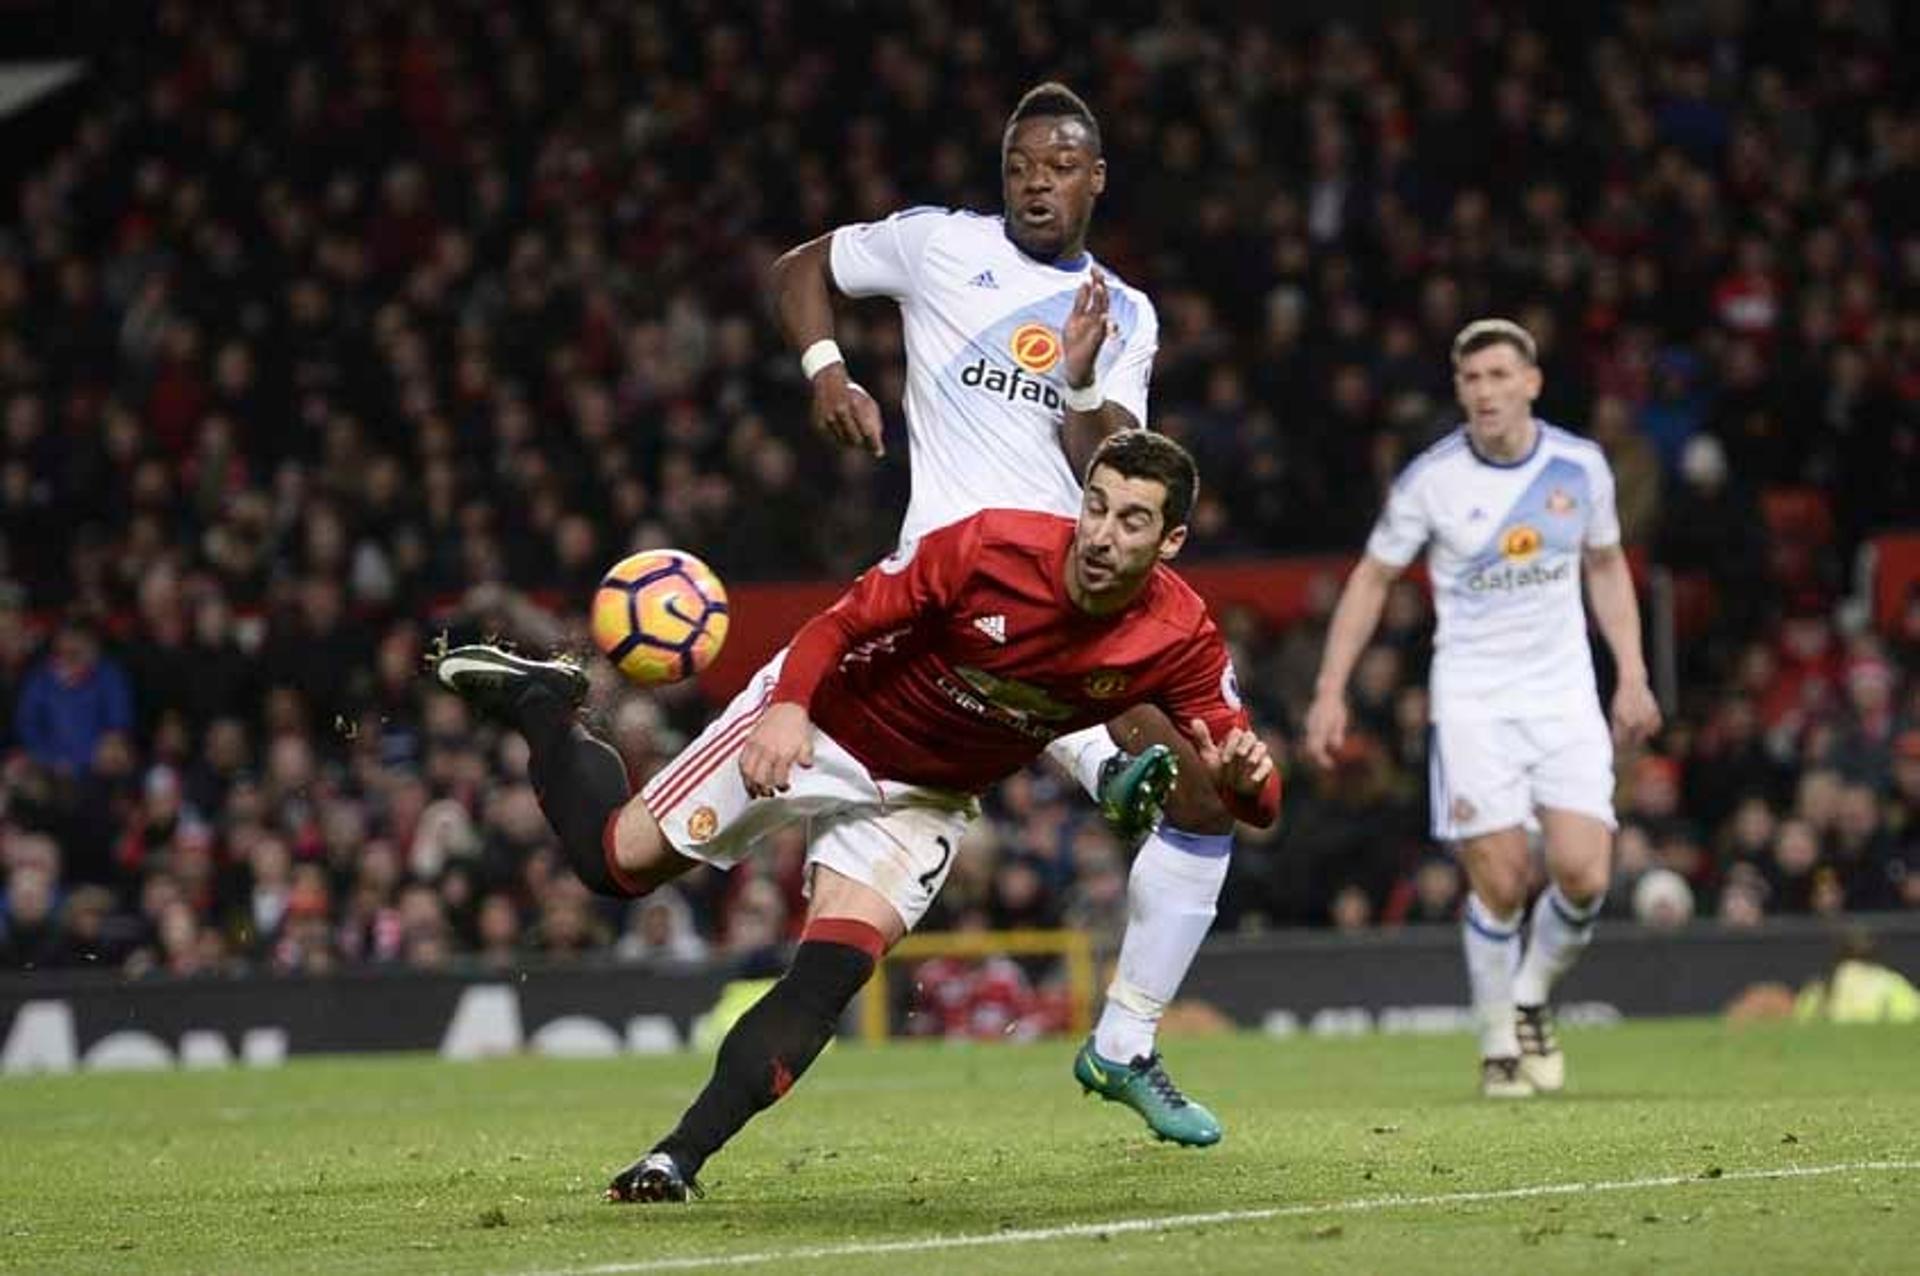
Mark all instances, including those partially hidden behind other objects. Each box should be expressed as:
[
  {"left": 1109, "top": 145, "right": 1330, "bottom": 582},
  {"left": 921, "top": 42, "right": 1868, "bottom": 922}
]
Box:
[
  {"left": 473, "top": 891, "right": 525, "bottom": 971},
  {"left": 1059, "top": 831, "right": 1128, "bottom": 947},
  {"left": 271, "top": 876, "right": 336, "bottom": 975},
  {"left": 617, "top": 886, "right": 710, "bottom": 964},
  {"left": 1688, "top": 697, "right": 1782, "bottom": 828},
  {"left": 1768, "top": 819, "right": 1824, "bottom": 914},
  {"left": 987, "top": 853, "right": 1059, "bottom": 932},
  {"left": 0, "top": 584, "right": 36, "bottom": 746},
  {"left": 1620, "top": 755, "right": 1696, "bottom": 857},
  {"left": 1716, "top": 866, "right": 1769, "bottom": 929},
  {"left": 0, "top": 860, "right": 63, "bottom": 967},
  {"left": 1830, "top": 782, "right": 1903, "bottom": 912},
  {"left": 1632, "top": 868, "right": 1695, "bottom": 930},
  {"left": 13, "top": 620, "right": 133, "bottom": 779},
  {"left": 910, "top": 950, "right": 1052, "bottom": 1041},
  {"left": 906, "top": 909, "right": 1064, "bottom": 1042},
  {"left": 1657, "top": 435, "right": 1768, "bottom": 650},
  {"left": 1589, "top": 395, "right": 1663, "bottom": 546},
  {"left": 1793, "top": 930, "right": 1920, "bottom": 1024},
  {"left": 1825, "top": 650, "right": 1901, "bottom": 785},
  {"left": 1328, "top": 883, "right": 1376, "bottom": 932},
  {"left": 1380, "top": 855, "right": 1463, "bottom": 926},
  {"left": 720, "top": 877, "right": 789, "bottom": 968}
]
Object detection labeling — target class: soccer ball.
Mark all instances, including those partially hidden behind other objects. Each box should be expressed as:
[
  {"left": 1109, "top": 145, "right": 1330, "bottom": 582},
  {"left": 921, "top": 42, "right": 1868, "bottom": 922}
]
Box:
[{"left": 589, "top": 549, "right": 730, "bottom": 685}]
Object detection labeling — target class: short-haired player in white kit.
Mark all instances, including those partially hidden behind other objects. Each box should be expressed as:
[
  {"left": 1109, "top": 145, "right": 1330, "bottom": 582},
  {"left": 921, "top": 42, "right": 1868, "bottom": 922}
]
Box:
[
  {"left": 767, "top": 82, "right": 1235, "bottom": 1145},
  {"left": 1303, "top": 319, "right": 1662, "bottom": 1098}
]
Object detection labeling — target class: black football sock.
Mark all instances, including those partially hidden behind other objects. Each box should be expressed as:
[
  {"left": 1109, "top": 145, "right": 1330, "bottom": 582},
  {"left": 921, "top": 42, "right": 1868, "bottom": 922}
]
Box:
[
  {"left": 653, "top": 919, "right": 884, "bottom": 1178},
  {"left": 516, "top": 687, "right": 641, "bottom": 898}
]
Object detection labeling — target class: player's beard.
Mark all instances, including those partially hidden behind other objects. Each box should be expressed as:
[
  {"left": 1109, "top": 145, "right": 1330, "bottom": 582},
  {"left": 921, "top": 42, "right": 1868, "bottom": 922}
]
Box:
[{"left": 1070, "top": 545, "right": 1134, "bottom": 612}]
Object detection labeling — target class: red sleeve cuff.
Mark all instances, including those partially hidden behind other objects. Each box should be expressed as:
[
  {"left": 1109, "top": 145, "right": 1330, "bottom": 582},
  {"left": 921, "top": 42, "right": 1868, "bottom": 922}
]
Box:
[{"left": 1222, "top": 769, "right": 1282, "bottom": 829}]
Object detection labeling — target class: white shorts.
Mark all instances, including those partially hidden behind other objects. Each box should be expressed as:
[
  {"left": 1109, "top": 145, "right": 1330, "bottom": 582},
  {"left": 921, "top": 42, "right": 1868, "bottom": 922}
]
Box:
[
  {"left": 640, "top": 650, "right": 979, "bottom": 931},
  {"left": 1429, "top": 711, "right": 1616, "bottom": 843}
]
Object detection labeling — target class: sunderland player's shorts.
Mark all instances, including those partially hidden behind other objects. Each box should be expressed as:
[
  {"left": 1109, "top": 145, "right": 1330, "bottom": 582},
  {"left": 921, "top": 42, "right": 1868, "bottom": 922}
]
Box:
[
  {"left": 640, "top": 650, "right": 979, "bottom": 930},
  {"left": 1428, "top": 708, "right": 1616, "bottom": 842}
]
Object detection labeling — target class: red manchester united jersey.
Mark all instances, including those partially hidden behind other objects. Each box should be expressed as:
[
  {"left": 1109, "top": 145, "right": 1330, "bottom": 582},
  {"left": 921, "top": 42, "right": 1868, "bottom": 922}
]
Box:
[{"left": 773, "top": 509, "right": 1278, "bottom": 825}]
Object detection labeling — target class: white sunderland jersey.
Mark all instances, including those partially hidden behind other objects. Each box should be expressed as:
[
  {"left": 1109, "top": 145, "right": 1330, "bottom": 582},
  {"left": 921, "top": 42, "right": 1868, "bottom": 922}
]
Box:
[
  {"left": 829, "top": 207, "right": 1159, "bottom": 544},
  {"left": 1365, "top": 422, "right": 1621, "bottom": 723}
]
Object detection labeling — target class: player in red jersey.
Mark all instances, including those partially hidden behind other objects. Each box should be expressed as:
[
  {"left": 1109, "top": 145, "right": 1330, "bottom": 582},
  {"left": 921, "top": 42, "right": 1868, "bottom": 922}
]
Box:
[{"left": 433, "top": 432, "right": 1277, "bottom": 1202}]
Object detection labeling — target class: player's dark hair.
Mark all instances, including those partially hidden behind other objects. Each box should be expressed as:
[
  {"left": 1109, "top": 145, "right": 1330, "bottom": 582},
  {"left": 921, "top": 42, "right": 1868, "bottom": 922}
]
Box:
[
  {"left": 1005, "top": 81, "right": 1102, "bottom": 156},
  {"left": 1452, "top": 317, "right": 1538, "bottom": 367},
  {"left": 1086, "top": 431, "right": 1197, "bottom": 530}
]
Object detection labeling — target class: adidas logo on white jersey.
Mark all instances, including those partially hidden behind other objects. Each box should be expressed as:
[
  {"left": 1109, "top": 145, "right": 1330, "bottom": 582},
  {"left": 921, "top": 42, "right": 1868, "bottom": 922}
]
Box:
[
  {"left": 973, "top": 614, "right": 1008, "bottom": 644},
  {"left": 968, "top": 269, "right": 999, "bottom": 289}
]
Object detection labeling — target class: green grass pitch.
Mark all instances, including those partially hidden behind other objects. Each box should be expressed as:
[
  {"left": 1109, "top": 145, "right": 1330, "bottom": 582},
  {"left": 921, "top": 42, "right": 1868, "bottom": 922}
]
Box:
[{"left": 3, "top": 1020, "right": 1915, "bottom": 1275}]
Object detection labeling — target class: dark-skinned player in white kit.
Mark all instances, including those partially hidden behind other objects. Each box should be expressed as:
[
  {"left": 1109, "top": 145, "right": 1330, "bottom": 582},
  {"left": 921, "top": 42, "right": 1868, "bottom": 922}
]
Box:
[{"left": 767, "top": 81, "right": 1244, "bottom": 1146}]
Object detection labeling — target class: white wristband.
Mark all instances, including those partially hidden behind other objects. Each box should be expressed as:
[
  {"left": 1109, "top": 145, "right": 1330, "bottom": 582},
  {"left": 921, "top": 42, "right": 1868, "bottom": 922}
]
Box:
[
  {"left": 800, "top": 339, "right": 845, "bottom": 380},
  {"left": 1063, "top": 380, "right": 1104, "bottom": 412}
]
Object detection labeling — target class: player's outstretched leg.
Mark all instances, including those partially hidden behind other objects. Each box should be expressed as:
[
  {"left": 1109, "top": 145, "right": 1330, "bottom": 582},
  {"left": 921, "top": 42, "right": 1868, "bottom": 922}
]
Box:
[
  {"left": 611, "top": 907, "right": 889, "bottom": 1202},
  {"left": 1077, "top": 825, "right": 1227, "bottom": 1146},
  {"left": 1511, "top": 810, "right": 1610, "bottom": 1093},
  {"left": 433, "top": 642, "right": 589, "bottom": 722},
  {"left": 432, "top": 643, "right": 644, "bottom": 898},
  {"left": 1071, "top": 707, "right": 1233, "bottom": 1144}
]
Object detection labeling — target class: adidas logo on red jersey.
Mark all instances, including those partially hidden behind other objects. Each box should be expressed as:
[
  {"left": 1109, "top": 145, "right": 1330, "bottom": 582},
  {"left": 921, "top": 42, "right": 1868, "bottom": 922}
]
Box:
[{"left": 972, "top": 614, "right": 1007, "bottom": 644}]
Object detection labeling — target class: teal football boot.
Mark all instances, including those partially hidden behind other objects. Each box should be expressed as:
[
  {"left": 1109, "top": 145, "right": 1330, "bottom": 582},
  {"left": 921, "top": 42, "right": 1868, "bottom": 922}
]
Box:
[
  {"left": 1073, "top": 1039, "right": 1222, "bottom": 1147},
  {"left": 1095, "top": 743, "right": 1178, "bottom": 842}
]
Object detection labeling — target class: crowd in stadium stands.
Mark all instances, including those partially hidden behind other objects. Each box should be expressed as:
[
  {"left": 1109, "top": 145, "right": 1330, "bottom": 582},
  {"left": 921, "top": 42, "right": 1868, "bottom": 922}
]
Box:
[{"left": 3, "top": 1, "right": 1920, "bottom": 987}]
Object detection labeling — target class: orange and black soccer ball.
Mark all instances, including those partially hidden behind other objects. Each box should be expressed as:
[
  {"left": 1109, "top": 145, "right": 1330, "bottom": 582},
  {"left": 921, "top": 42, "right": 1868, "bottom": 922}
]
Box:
[{"left": 589, "top": 549, "right": 730, "bottom": 686}]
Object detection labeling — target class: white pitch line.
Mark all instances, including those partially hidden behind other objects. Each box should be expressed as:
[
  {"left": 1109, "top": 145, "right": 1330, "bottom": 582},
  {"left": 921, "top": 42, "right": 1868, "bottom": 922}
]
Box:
[{"left": 513, "top": 1159, "right": 1920, "bottom": 1276}]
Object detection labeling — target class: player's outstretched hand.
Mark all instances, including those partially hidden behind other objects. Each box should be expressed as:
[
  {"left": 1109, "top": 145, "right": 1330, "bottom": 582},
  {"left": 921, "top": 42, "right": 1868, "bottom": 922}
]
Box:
[
  {"left": 1611, "top": 676, "right": 1663, "bottom": 747},
  {"left": 1301, "top": 693, "right": 1347, "bottom": 771},
  {"left": 1187, "top": 718, "right": 1274, "bottom": 799},
  {"left": 1061, "top": 269, "right": 1113, "bottom": 393},
  {"left": 810, "top": 364, "right": 884, "bottom": 457},
  {"left": 740, "top": 702, "right": 815, "bottom": 798}
]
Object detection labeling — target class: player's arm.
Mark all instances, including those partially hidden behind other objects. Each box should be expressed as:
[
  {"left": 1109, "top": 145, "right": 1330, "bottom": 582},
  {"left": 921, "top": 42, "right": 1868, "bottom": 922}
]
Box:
[
  {"left": 1305, "top": 462, "right": 1428, "bottom": 769},
  {"left": 1302, "top": 554, "right": 1402, "bottom": 770},
  {"left": 1158, "top": 630, "right": 1281, "bottom": 828},
  {"left": 1060, "top": 273, "right": 1152, "bottom": 474},
  {"left": 742, "top": 518, "right": 978, "bottom": 796},
  {"left": 768, "top": 234, "right": 884, "bottom": 457},
  {"left": 1062, "top": 404, "right": 1137, "bottom": 476},
  {"left": 1584, "top": 544, "right": 1662, "bottom": 746},
  {"left": 1186, "top": 717, "right": 1279, "bottom": 827},
  {"left": 1579, "top": 455, "right": 1661, "bottom": 747}
]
